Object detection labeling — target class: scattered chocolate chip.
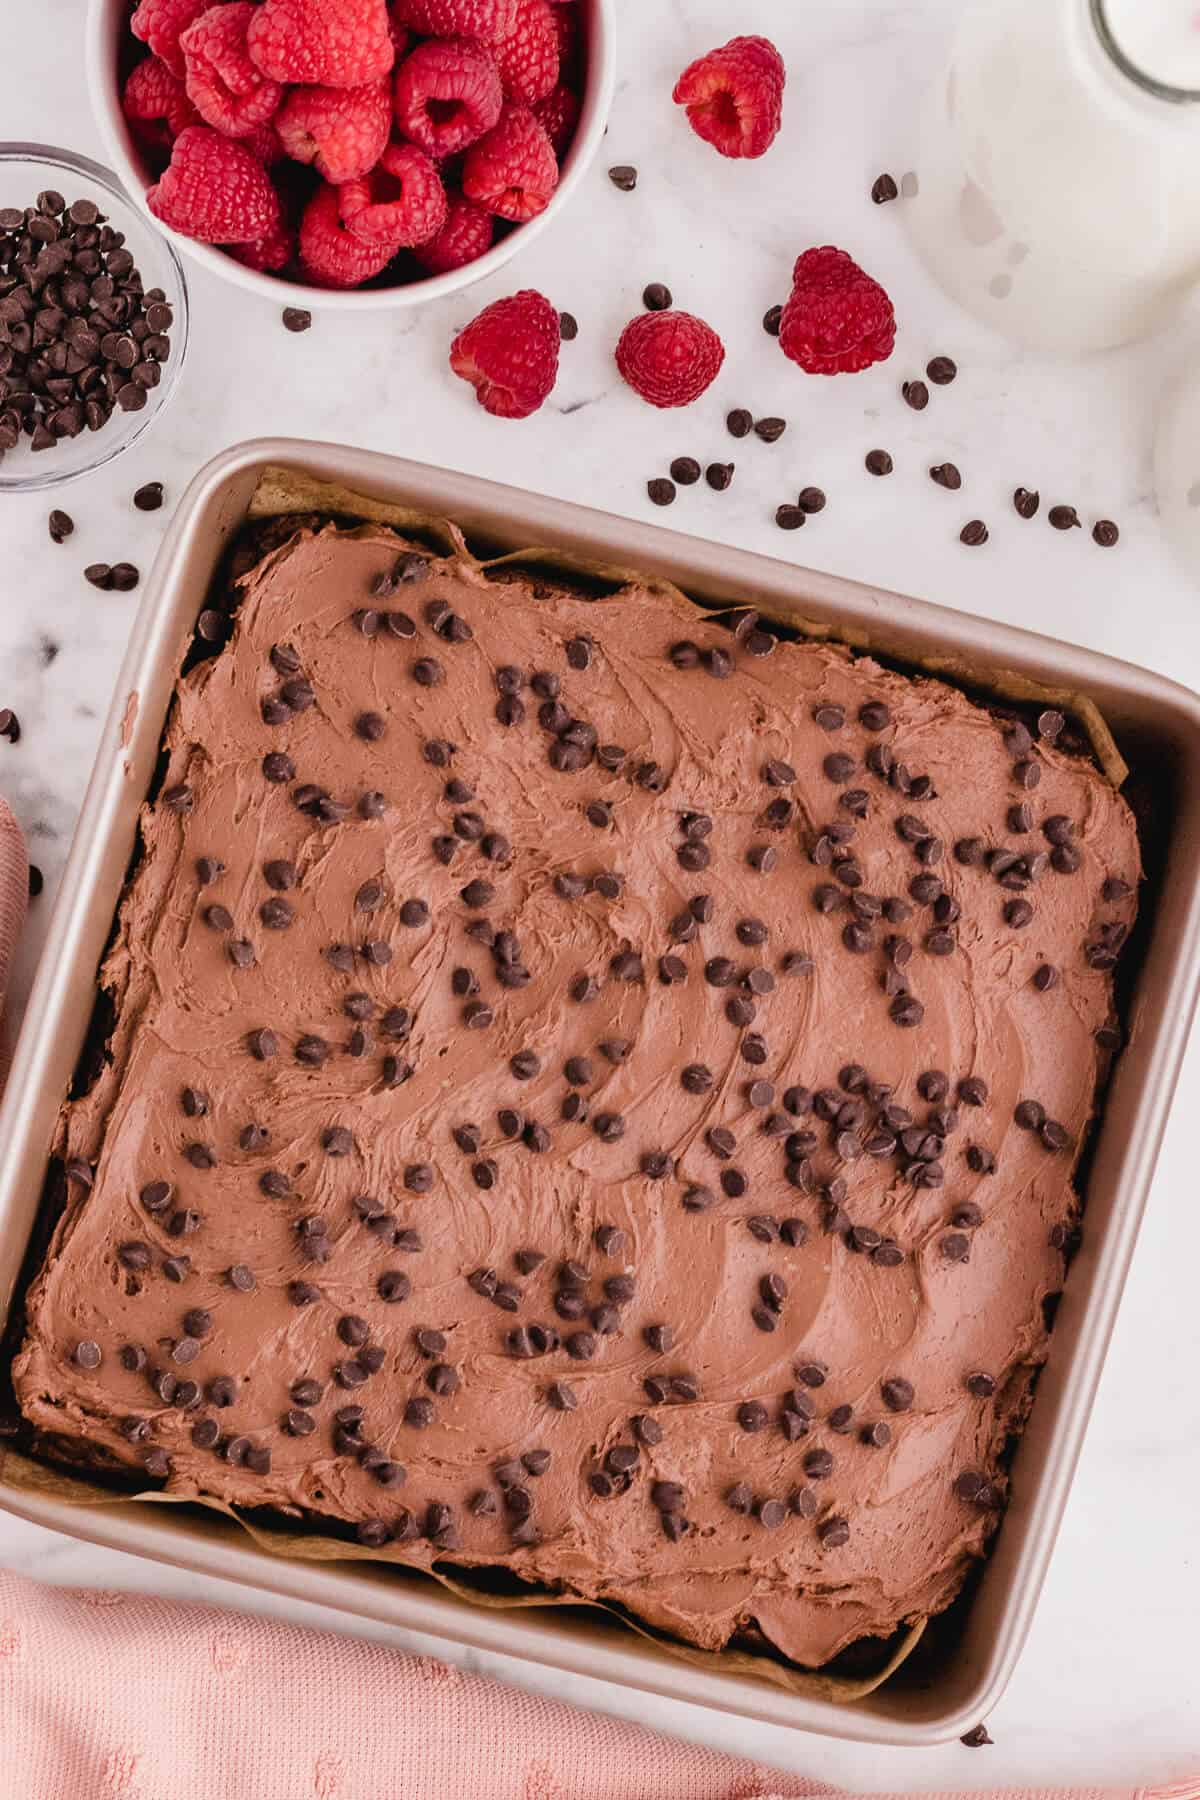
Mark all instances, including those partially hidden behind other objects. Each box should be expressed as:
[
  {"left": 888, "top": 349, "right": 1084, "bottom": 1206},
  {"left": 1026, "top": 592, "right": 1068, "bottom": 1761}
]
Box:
[
  {"left": 643, "top": 282, "right": 672, "bottom": 311},
  {"left": 926, "top": 356, "right": 957, "bottom": 385},
  {"left": 647, "top": 478, "right": 676, "bottom": 507},
  {"left": 865, "top": 448, "right": 893, "bottom": 476},
  {"left": 48, "top": 509, "right": 74, "bottom": 543},
  {"left": 133, "top": 481, "right": 163, "bottom": 511},
  {"left": 775, "top": 504, "right": 805, "bottom": 530},
  {"left": 763, "top": 305, "right": 783, "bottom": 336},
  {"left": 1013, "top": 486, "right": 1040, "bottom": 519},
  {"left": 706, "top": 461, "right": 735, "bottom": 491},
  {"left": 961, "top": 1725, "right": 993, "bottom": 1748},
  {"left": 798, "top": 486, "right": 826, "bottom": 514},
  {"left": 670, "top": 456, "right": 701, "bottom": 485},
  {"left": 1048, "top": 504, "right": 1081, "bottom": 530},
  {"left": 960, "top": 519, "right": 989, "bottom": 546},
  {"left": 902, "top": 380, "right": 929, "bottom": 411},
  {"left": 558, "top": 311, "right": 578, "bottom": 340},
  {"left": 872, "top": 172, "right": 899, "bottom": 203},
  {"left": 929, "top": 461, "right": 961, "bottom": 490},
  {"left": 282, "top": 307, "right": 312, "bottom": 333}
]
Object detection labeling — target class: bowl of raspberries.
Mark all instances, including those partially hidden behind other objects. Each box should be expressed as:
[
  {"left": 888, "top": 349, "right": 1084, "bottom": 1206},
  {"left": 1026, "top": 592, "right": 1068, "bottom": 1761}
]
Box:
[{"left": 89, "top": 0, "right": 615, "bottom": 307}]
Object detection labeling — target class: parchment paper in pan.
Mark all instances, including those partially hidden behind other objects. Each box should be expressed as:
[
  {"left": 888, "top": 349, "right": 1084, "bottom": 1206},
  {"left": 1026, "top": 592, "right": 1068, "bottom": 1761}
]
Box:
[{"left": 12, "top": 456, "right": 1134, "bottom": 1708}]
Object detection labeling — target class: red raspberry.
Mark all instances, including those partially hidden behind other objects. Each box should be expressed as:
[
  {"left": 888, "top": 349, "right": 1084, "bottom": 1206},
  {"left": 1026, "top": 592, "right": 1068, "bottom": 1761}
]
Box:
[
  {"left": 130, "top": 0, "right": 211, "bottom": 79},
  {"left": 147, "top": 124, "right": 281, "bottom": 242},
  {"left": 181, "top": 4, "right": 284, "bottom": 138},
  {"left": 493, "top": 0, "right": 559, "bottom": 106},
  {"left": 340, "top": 142, "right": 448, "bottom": 248},
  {"left": 229, "top": 214, "right": 295, "bottom": 271},
  {"left": 412, "top": 190, "right": 494, "bottom": 272},
  {"left": 122, "top": 55, "right": 200, "bottom": 152},
  {"left": 239, "top": 120, "right": 287, "bottom": 165},
  {"left": 276, "top": 80, "right": 392, "bottom": 183},
  {"left": 449, "top": 288, "right": 559, "bottom": 418},
  {"left": 462, "top": 104, "right": 557, "bottom": 221},
  {"left": 615, "top": 310, "right": 725, "bottom": 408},
  {"left": 393, "top": 38, "right": 502, "bottom": 159},
  {"left": 393, "top": 0, "right": 517, "bottom": 44},
  {"left": 780, "top": 246, "right": 896, "bottom": 375},
  {"left": 672, "top": 36, "right": 785, "bottom": 160},
  {"left": 531, "top": 81, "right": 579, "bottom": 159},
  {"left": 387, "top": 2, "right": 410, "bottom": 57},
  {"left": 547, "top": 1, "right": 582, "bottom": 81},
  {"left": 298, "top": 180, "right": 397, "bottom": 285},
  {"left": 247, "top": 0, "right": 394, "bottom": 88}
]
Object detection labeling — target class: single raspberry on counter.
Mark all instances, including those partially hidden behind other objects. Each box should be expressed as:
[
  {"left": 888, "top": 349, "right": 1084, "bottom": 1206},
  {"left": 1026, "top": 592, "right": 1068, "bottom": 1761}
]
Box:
[
  {"left": 449, "top": 288, "right": 559, "bottom": 417},
  {"left": 340, "top": 142, "right": 448, "bottom": 247},
  {"left": 779, "top": 245, "right": 896, "bottom": 374},
  {"left": 412, "top": 190, "right": 494, "bottom": 272},
  {"left": 277, "top": 80, "right": 392, "bottom": 183},
  {"left": 147, "top": 124, "right": 281, "bottom": 242},
  {"left": 298, "top": 180, "right": 397, "bottom": 285},
  {"left": 130, "top": 0, "right": 211, "bottom": 79},
  {"left": 181, "top": 3, "right": 284, "bottom": 138},
  {"left": 228, "top": 213, "right": 295, "bottom": 272},
  {"left": 121, "top": 55, "right": 201, "bottom": 152},
  {"left": 393, "top": 37, "right": 503, "bottom": 158},
  {"left": 393, "top": 0, "right": 517, "bottom": 44},
  {"left": 462, "top": 103, "right": 558, "bottom": 220},
  {"left": 532, "top": 81, "right": 580, "bottom": 159},
  {"left": 672, "top": 35, "right": 785, "bottom": 159},
  {"left": 615, "top": 309, "right": 725, "bottom": 408},
  {"left": 493, "top": 0, "right": 559, "bottom": 106},
  {"left": 247, "top": 0, "right": 394, "bottom": 88}
]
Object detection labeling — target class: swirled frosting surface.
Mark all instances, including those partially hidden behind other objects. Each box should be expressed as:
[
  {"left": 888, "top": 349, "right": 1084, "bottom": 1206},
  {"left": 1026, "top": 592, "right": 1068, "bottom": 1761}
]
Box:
[{"left": 15, "top": 524, "right": 1140, "bottom": 1668}]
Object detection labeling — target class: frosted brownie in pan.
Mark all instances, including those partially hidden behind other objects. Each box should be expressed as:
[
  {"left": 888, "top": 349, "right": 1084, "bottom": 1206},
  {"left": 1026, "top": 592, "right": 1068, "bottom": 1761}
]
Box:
[{"left": 13, "top": 516, "right": 1140, "bottom": 1670}]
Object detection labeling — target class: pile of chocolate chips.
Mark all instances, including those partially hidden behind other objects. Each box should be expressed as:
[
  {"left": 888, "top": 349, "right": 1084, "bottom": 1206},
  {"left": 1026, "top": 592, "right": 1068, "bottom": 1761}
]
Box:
[{"left": 0, "top": 189, "right": 173, "bottom": 459}]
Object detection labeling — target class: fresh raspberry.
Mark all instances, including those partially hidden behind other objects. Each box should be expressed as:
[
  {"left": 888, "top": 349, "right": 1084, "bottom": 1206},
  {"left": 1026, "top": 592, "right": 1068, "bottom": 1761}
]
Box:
[
  {"left": 493, "top": 0, "right": 559, "bottom": 105},
  {"left": 247, "top": 0, "right": 394, "bottom": 88},
  {"left": 462, "top": 104, "right": 557, "bottom": 221},
  {"left": 181, "top": 4, "right": 284, "bottom": 138},
  {"left": 121, "top": 55, "right": 201, "bottom": 152},
  {"left": 386, "top": 2, "right": 410, "bottom": 57},
  {"left": 147, "top": 124, "right": 281, "bottom": 243},
  {"left": 393, "top": 0, "right": 517, "bottom": 44},
  {"left": 239, "top": 119, "right": 287, "bottom": 165},
  {"left": 779, "top": 246, "right": 896, "bottom": 375},
  {"left": 412, "top": 190, "right": 494, "bottom": 273},
  {"left": 339, "top": 142, "right": 448, "bottom": 247},
  {"left": 298, "top": 180, "right": 397, "bottom": 285},
  {"left": 547, "top": 1, "right": 582, "bottom": 82},
  {"left": 393, "top": 37, "right": 502, "bottom": 158},
  {"left": 228, "top": 214, "right": 295, "bottom": 271},
  {"left": 672, "top": 36, "right": 785, "bottom": 160},
  {"left": 531, "top": 81, "right": 579, "bottom": 159},
  {"left": 615, "top": 310, "right": 725, "bottom": 408},
  {"left": 130, "top": 0, "right": 211, "bottom": 79},
  {"left": 449, "top": 288, "right": 559, "bottom": 418},
  {"left": 276, "top": 81, "right": 392, "bottom": 183}
]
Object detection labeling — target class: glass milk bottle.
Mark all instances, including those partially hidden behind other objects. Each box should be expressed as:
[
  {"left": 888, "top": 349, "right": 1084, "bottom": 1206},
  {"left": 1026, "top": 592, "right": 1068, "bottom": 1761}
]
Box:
[{"left": 905, "top": 0, "right": 1200, "bottom": 354}]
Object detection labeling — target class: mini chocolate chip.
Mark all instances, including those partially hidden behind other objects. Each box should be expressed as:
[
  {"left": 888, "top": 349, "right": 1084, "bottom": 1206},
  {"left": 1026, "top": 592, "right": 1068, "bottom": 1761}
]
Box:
[
  {"left": 647, "top": 478, "right": 676, "bottom": 507},
  {"left": 763, "top": 304, "right": 783, "bottom": 336},
  {"left": 926, "top": 356, "right": 957, "bottom": 385},
  {"left": 608, "top": 165, "right": 637, "bottom": 191},
  {"left": 872, "top": 172, "right": 899, "bottom": 202},
  {"left": 1013, "top": 486, "right": 1040, "bottom": 518},
  {"left": 1049, "top": 504, "right": 1081, "bottom": 530},
  {"left": 865, "top": 448, "right": 893, "bottom": 476},
  {"left": 960, "top": 519, "right": 988, "bottom": 546},
  {"left": 669, "top": 456, "right": 701, "bottom": 485},
  {"left": 1092, "top": 518, "right": 1119, "bottom": 547}
]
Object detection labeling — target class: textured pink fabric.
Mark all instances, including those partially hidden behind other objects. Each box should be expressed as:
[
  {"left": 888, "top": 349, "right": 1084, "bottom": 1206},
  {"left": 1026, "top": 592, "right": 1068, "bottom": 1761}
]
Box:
[{"left": 0, "top": 1571, "right": 1194, "bottom": 1800}]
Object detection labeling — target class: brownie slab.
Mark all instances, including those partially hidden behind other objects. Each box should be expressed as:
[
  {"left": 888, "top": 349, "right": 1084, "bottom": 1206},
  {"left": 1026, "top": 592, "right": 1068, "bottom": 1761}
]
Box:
[{"left": 14, "top": 522, "right": 1140, "bottom": 1668}]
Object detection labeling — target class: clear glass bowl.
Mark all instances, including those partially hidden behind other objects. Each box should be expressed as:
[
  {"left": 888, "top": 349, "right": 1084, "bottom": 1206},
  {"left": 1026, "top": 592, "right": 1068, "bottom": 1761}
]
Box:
[{"left": 0, "top": 143, "right": 188, "bottom": 492}]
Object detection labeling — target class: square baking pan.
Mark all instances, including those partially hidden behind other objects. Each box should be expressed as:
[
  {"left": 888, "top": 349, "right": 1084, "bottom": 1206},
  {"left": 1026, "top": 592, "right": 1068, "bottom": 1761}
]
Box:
[{"left": 2, "top": 438, "right": 1198, "bottom": 1746}]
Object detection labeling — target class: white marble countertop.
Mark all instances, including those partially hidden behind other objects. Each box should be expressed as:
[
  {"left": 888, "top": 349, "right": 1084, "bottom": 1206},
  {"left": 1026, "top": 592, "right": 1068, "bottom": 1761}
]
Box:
[{"left": 2, "top": 0, "right": 1199, "bottom": 1788}]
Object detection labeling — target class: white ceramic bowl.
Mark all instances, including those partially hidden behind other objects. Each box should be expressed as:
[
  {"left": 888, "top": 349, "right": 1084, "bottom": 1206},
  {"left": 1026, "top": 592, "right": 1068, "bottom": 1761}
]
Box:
[{"left": 86, "top": 0, "right": 616, "bottom": 312}]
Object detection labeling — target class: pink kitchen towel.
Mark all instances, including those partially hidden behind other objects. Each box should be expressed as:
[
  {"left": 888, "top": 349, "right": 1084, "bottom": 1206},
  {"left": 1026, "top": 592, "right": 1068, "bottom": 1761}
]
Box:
[{"left": 0, "top": 1569, "right": 1196, "bottom": 1800}]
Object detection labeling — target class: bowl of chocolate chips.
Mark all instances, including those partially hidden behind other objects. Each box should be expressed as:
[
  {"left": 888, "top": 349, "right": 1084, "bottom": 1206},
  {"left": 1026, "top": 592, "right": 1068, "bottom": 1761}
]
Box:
[{"left": 0, "top": 143, "right": 187, "bottom": 490}]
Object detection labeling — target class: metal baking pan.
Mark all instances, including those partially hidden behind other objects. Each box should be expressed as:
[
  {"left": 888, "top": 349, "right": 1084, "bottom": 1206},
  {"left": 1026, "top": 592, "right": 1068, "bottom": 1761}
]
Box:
[{"left": 2, "top": 438, "right": 1199, "bottom": 1745}]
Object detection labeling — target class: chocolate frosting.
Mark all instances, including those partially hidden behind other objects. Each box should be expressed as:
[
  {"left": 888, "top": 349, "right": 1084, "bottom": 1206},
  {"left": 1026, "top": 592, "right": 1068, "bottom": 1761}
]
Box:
[{"left": 15, "top": 524, "right": 1140, "bottom": 1669}]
